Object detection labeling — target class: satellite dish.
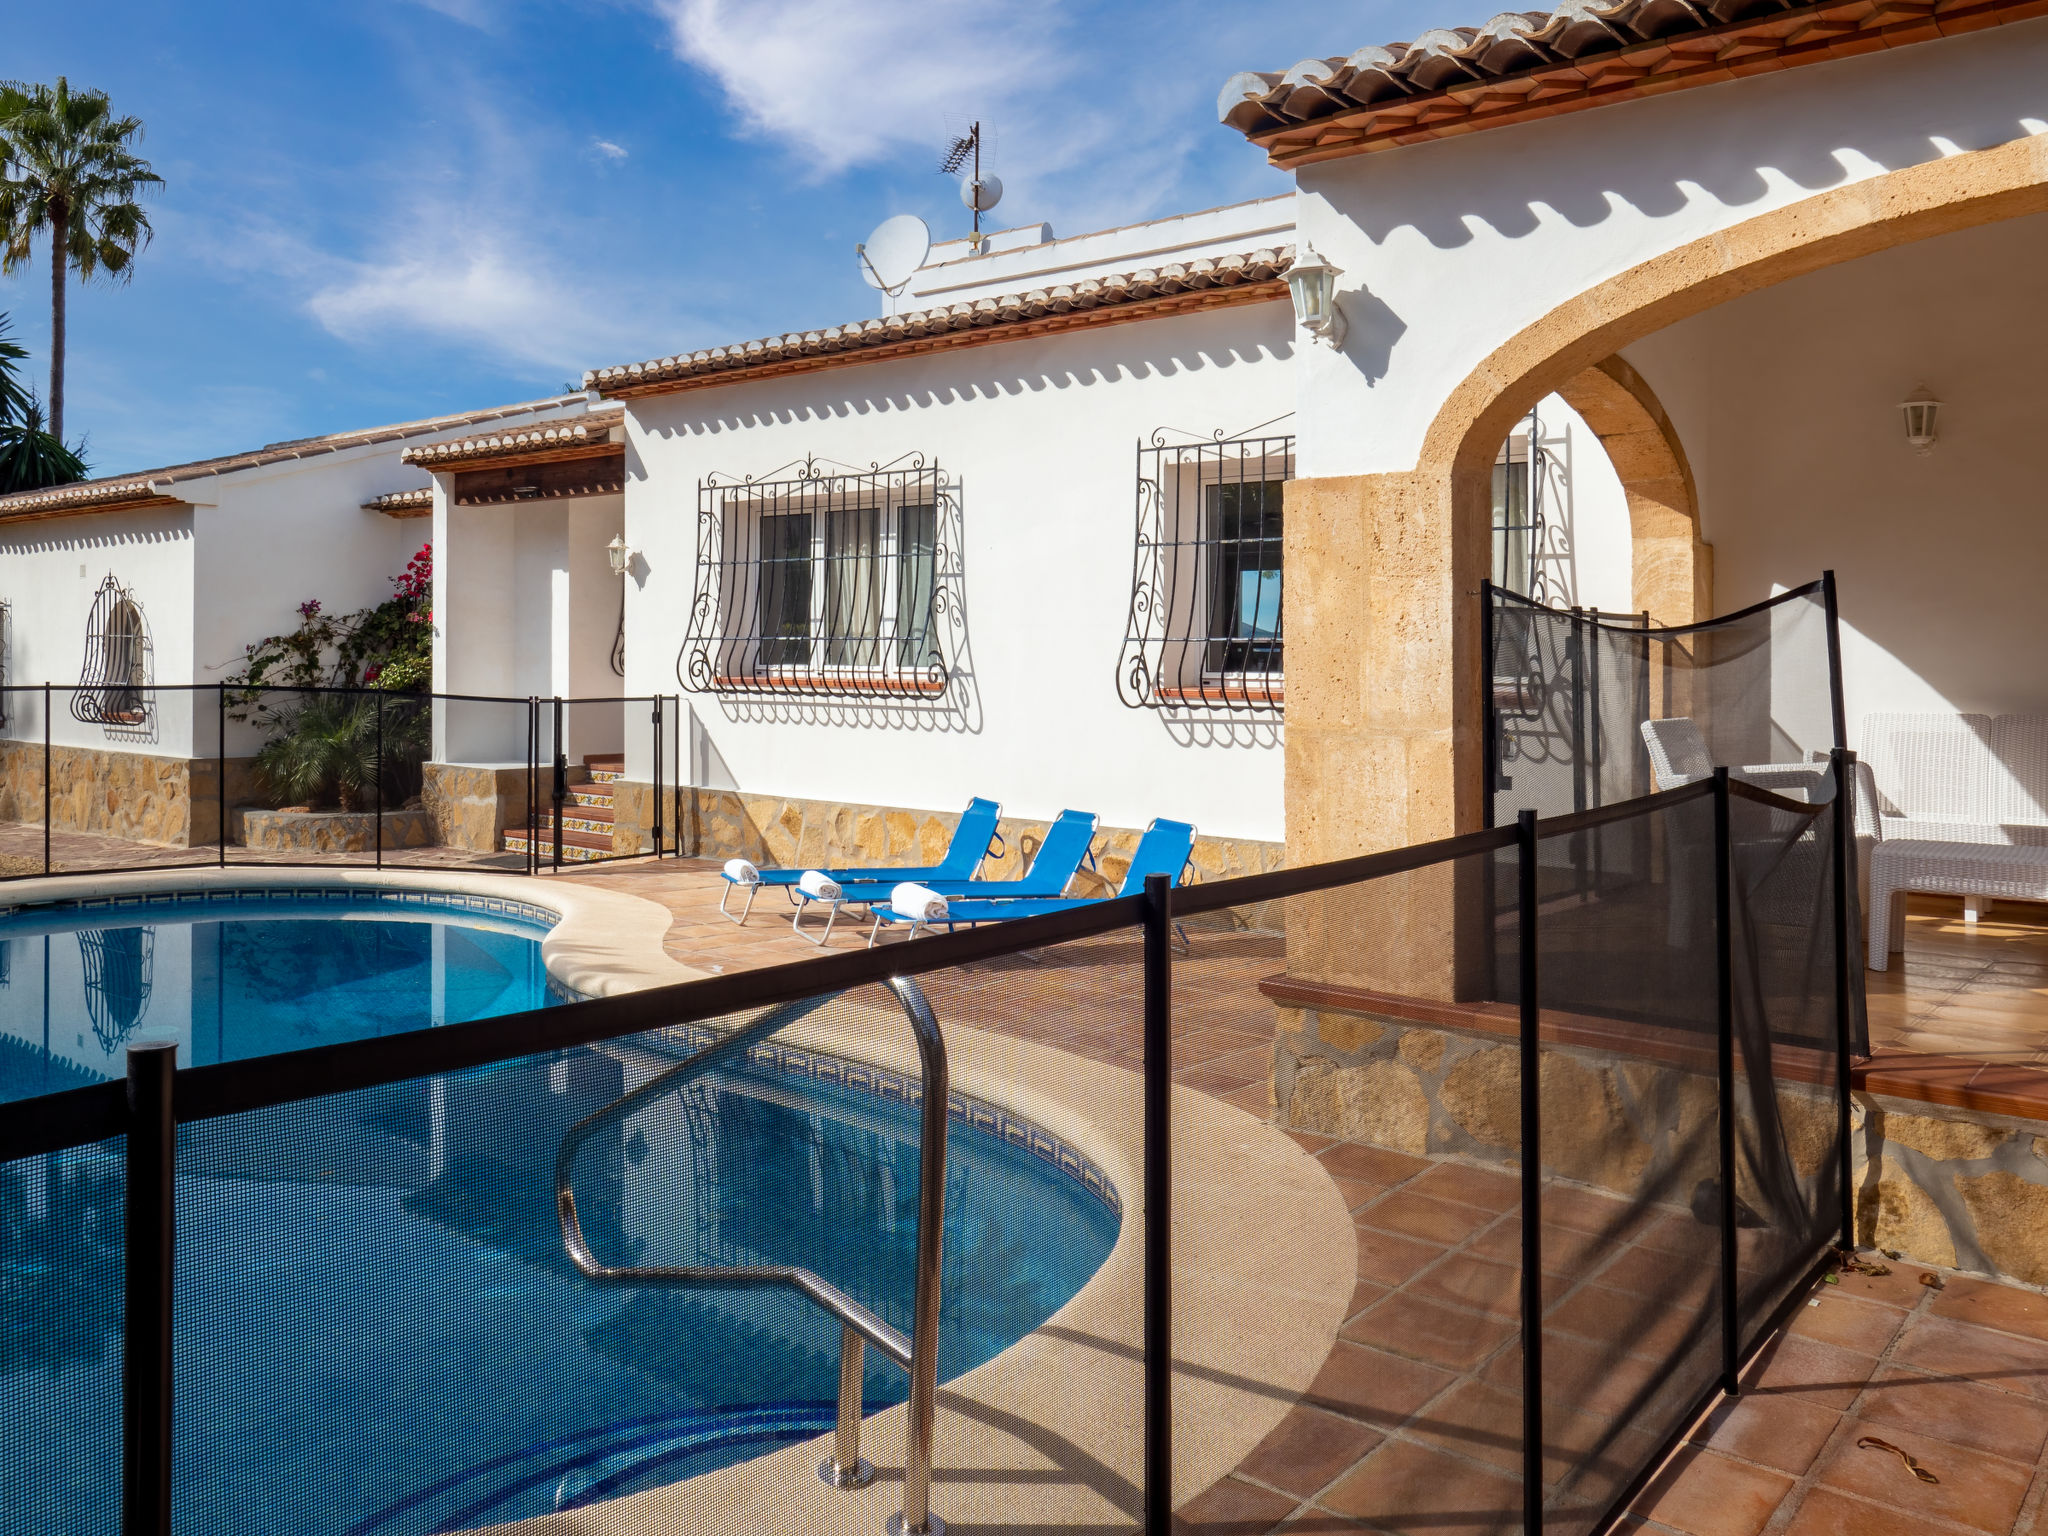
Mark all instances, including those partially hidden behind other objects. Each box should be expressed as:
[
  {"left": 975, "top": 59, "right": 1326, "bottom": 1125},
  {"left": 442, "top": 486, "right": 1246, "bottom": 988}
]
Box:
[
  {"left": 961, "top": 175, "right": 1003, "bottom": 215},
  {"left": 857, "top": 214, "right": 931, "bottom": 295}
]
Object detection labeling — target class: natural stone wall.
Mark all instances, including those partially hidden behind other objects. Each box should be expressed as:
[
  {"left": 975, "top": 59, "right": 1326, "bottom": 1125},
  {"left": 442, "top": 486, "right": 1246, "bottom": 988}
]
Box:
[
  {"left": 675, "top": 786, "right": 1287, "bottom": 924},
  {"left": 0, "top": 741, "right": 260, "bottom": 848},
  {"left": 422, "top": 762, "right": 533, "bottom": 853},
  {"left": 1276, "top": 988, "right": 2048, "bottom": 1290},
  {"left": 608, "top": 780, "right": 665, "bottom": 857},
  {"left": 237, "top": 807, "right": 433, "bottom": 853}
]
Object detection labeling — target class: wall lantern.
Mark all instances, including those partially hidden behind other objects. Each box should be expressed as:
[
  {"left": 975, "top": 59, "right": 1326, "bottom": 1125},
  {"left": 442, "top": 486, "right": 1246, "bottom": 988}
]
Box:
[
  {"left": 1285, "top": 244, "right": 1347, "bottom": 348},
  {"left": 1899, "top": 386, "right": 1941, "bottom": 455},
  {"left": 607, "top": 534, "right": 634, "bottom": 577}
]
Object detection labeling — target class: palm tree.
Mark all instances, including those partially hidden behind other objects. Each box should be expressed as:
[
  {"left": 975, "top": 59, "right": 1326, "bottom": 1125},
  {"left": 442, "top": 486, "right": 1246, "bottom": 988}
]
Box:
[
  {"left": 0, "top": 78, "right": 162, "bottom": 443},
  {"left": 0, "top": 309, "right": 85, "bottom": 491}
]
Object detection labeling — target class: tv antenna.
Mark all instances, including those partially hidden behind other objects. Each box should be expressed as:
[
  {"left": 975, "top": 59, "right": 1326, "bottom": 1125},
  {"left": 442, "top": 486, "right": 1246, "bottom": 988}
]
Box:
[
  {"left": 940, "top": 120, "right": 1002, "bottom": 253},
  {"left": 857, "top": 214, "right": 932, "bottom": 314}
]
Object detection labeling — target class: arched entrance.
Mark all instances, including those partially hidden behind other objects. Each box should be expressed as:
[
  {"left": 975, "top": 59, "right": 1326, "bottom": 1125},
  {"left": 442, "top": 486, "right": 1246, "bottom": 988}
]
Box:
[{"left": 1285, "top": 133, "right": 2048, "bottom": 867}]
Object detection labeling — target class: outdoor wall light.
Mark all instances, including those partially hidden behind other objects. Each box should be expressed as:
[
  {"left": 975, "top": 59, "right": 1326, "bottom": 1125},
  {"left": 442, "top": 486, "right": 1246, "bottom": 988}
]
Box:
[
  {"left": 1286, "top": 244, "right": 1347, "bottom": 348},
  {"left": 1899, "top": 386, "right": 1941, "bottom": 454},
  {"left": 607, "top": 534, "right": 634, "bottom": 577}
]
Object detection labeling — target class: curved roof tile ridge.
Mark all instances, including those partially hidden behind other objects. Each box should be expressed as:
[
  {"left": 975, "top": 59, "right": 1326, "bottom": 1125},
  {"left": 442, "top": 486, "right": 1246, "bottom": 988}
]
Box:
[
  {"left": 1219, "top": 0, "right": 2037, "bottom": 167},
  {"left": 584, "top": 245, "right": 1295, "bottom": 396}
]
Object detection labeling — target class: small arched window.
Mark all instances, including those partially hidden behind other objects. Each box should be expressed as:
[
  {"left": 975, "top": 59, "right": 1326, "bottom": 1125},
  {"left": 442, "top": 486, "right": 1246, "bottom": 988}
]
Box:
[{"left": 72, "top": 575, "right": 154, "bottom": 728}]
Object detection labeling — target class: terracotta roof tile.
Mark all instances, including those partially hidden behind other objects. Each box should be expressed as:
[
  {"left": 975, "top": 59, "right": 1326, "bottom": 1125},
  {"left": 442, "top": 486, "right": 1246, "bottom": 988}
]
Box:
[
  {"left": 585, "top": 247, "right": 1294, "bottom": 397},
  {"left": 1219, "top": 0, "right": 2037, "bottom": 167},
  {"left": 400, "top": 407, "right": 624, "bottom": 469},
  {"left": 362, "top": 486, "right": 434, "bottom": 517},
  {"left": 0, "top": 393, "right": 589, "bottom": 523}
]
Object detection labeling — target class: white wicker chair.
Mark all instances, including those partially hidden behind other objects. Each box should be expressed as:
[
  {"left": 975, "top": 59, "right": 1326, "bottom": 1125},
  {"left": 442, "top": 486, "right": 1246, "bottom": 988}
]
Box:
[
  {"left": 1863, "top": 712, "right": 2048, "bottom": 969},
  {"left": 1639, "top": 716, "right": 1829, "bottom": 797}
]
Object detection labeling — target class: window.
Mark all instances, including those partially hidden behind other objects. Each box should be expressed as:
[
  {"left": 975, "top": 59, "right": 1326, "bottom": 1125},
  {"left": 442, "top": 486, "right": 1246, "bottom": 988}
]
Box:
[
  {"left": 1492, "top": 434, "right": 1537, "bottom": 598},
  {"left": 682, "top": 458, "right": 948, "bottom": 696},
  {"left": 71, "top": 574, "right": 154, "bottom": 728},
  {"left": 1118, "top": 431, "right": 1292, "bottom": 711}
]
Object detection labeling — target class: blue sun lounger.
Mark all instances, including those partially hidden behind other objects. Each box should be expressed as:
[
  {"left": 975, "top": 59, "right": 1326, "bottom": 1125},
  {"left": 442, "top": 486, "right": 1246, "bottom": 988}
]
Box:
[
  {"left": 789, "top": 809, "right": 1100, "bottom": 945},
  {"left": 866, "top": 818, "right": 1197, "bottom": 946},
  {"left": 718, "top": 796, "right": 1004, "bottom": 925}
]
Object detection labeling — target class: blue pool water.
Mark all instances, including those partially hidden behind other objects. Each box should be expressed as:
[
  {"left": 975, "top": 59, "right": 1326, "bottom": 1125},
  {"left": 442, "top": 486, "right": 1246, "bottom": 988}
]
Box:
[{"left": 0, "top": 891, "right": 1122, "bottom": 1535}]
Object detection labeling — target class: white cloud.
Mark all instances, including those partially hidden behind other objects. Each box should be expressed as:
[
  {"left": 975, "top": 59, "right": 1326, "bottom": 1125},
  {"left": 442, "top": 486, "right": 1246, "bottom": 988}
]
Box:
[
  {"left": 649, "top": 0, "right": 1069, "bottom": 175},
  {"left": 593, "top": 138, "right": 629, "bottom": 161}
]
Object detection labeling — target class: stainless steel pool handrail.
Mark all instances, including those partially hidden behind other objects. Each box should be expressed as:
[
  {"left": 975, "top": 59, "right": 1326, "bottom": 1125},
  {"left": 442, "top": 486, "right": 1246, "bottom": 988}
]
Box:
[{"left": 553, "top": 976, "right": 949, "bottom": 1536}]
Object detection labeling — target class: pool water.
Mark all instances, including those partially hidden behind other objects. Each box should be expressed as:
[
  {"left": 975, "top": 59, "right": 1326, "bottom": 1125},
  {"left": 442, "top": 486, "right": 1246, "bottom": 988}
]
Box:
[
  {"left": 0, "top": 895, "right": 1123, "bottom": 1535},
  {"left": 0, "top": 891, "right": 557, "bottom": 1103}
]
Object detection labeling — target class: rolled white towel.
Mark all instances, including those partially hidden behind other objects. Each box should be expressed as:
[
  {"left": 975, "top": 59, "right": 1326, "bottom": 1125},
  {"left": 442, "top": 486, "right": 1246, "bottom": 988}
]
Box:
[
  {"left": 892, "top": 882, "right": 948, "bottom": 923},
  {"left": 798, "top": 869, "right": 843, "bottom": 901},
  {"left": 723, "top": 858, "right": 760, "bottom": 884}
]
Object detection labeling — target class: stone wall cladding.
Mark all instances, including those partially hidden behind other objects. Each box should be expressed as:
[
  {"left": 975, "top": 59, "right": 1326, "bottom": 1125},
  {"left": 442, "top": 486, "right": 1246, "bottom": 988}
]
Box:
[
  {"left": 674, "top": 786, "right": 1286, "bottom": 922},
  {"left": 1276, "top": 993, "right": 2048, "bottom": 1292},
  {"left": 236, "top": 807, "right": 434, "bottom": 853},
  {"left": 422, "top": 762, "right": 533, "bottom": 853},
  {"left": 0, "top": 742, "right": 261, "bottom": 848}
]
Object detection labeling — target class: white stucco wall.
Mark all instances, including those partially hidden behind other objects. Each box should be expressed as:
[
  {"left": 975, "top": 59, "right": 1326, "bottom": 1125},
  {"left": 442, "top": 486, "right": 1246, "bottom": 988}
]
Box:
[
  {"left": 1292, "top": 18, "right": 2048, "bottom": 479},
  {"left": 0, "top": 508, "right": 198, "bottom": 756},
  {"left": 1621, "top": 209, "right": 2048, "bottom": 747},
  {"left": 622, "top": 299, "right": 1298, "bottom": 842}
]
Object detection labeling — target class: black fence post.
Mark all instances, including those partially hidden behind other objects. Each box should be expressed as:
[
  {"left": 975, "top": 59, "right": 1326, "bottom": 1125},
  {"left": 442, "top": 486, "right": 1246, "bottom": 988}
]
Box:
[
  {"left": 1821, "top": 570, "right": 1848, "bottom": 756},
  {"left": 374, "top": 691, "right": 385, "bottom": 871},
  {"left": 42, "top": 680, "right": 50, "bottom": 874},
  {"left": 1143, "top": 871, "right": 1172, "bottom": 1536},
  {"left": 1831, "top": 748, "right": 1857, "bottom": 1250},
  {"left": 525, "top": 697, "right": 538, "bottom": 879},
  {"left": 551, "top": 697, "right": 566, "bottom": 873},
  {"left": 1517, "top": 808, "right": 1543, "bottom": 1535},
  {"left": 123, "top": 1041, "right": 176, "bottom": 1536},
  {"left": 652, "top": 695, "right": 664, "bottom": 858},
  {"left": 216, "top": 686, "right": 227, "bottom": 869},
  {"left": 1480, "top": 579, "right": 1497, "bottom": 829},
  {"left": 1713, "top": 767, "right": 1740, "bottom": 1394}
]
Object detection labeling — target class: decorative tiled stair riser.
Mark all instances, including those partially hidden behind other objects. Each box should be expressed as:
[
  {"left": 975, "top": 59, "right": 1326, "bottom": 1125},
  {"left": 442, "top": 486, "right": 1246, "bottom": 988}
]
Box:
[{"left": 503, "top": 755, "right": 624, "bottom": 862}]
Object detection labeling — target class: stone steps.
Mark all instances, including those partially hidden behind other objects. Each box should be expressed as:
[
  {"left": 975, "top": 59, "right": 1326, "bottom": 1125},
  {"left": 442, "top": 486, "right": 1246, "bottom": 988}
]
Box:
[{"left": 503, "top": 756, "right": 621, "bottom": 859}]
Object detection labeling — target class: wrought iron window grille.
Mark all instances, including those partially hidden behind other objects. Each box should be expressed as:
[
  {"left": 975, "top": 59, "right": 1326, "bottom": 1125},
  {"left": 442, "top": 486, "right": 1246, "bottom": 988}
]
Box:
[
  {"left": 71, "top": 574, "right": 155, "bottom": 730},
  {"left": 1491, "top": 407, "right": 1577, "bottom": 606},
  {"left": 79, "top": 925, "right": 153, "bottom": 1054},
  {"left": 0, "top": 599, "right": 9, "bottom": 730},
  {"left": 680, "top": 453, "right": 953, "bottom": 700},
  {"left": 1118, "top": 422, "right": 1293, "bottom": 713}
]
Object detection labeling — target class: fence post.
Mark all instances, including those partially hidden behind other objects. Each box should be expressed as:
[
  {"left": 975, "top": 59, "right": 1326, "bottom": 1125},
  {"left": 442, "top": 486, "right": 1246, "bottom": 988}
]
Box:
[
  {"left": 1821, "top": 571, "right": 1848, "bottom": 756},
  {"left": 123, "top": 1041, "right": 176, "bottom": 1536},
  {"left": 652, "top": 695, "right": 664, "bottom": 858},
  {"left": 525, "top": 698, "right": 537, "bottom": 878},
  {"left": 42, "top": 680, "right": 51, "bottom": 874},
  {"left": 1516, "top": 809, "right": 1544, "bottom": 1536},
  {"left": 1713, "top": 767, "right": 1741, "bottom": 1394},
  {"left": 551, "top": 696, "right": 566, "bottom": 873},
  {"left": 374, "top": 691, "right": 384, "bottom": 871},
  {"left": 216, "top": 687, "right": 227, "bottom": 869},
  {"left": 1831, "top": 748, "right": 1857, "bottom": 1250},
  {"left": 1143, "top": 870, "right": 1172, "bottom": 1536},
  {"left": 1480, "top": 579, "right": 1496, "bottom": 829}
]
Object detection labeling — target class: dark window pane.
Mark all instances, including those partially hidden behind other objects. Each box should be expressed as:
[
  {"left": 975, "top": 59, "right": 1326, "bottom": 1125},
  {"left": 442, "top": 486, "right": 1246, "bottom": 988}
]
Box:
[
  {"left": 757, "top": 510, "right": 813, "bottom": 667},
  {"left": 896, "top": 504, "right": 937, "bottom": 670},
  {"left": 1203, "top": 479, "right": 1284, "bottom": 675}
]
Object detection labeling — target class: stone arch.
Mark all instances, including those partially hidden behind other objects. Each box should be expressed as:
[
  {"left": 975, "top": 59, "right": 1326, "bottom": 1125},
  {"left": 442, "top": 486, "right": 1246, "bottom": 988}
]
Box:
[
  {"left": 1553, "top": 356, "right": 1707, "bottom": 627},
  {"left": 1286, "top": 134, "right": 2048, "bottom": 864}
]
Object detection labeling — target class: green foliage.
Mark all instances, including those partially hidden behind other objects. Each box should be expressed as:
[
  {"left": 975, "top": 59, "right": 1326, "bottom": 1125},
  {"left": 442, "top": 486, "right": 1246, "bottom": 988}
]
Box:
[
  {"left": 225, "top": 544, "right": 433, "bottom": 707},
  {"left": 0, "top": 311, "right": 87, "bottom": 491},
  {"left": 0, "top": 77, "right": 160, "bottom": 282},
  {"left": 250, "top": 692, "right": 431, "bottom": 813},
  {"left": 0, "top": 309, "right": 31, "bottom": 422}
]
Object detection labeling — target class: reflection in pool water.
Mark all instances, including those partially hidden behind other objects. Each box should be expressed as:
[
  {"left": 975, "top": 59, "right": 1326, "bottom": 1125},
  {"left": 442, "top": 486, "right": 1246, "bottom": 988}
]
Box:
[{"left": 0, "top": 895, "right": 1122, "bottom": 1536}]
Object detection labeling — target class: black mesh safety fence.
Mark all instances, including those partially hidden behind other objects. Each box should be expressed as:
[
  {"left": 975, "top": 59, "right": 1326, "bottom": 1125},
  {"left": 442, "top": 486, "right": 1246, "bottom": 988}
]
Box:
[
  {"left": 0, "top": 771, "right": 1858, "bottom": 1536},
  {"left": 0, "top": 1137, "right": 127, "bottom": 1536},
  {"left": 0, "top": 685, "right": 691, "bottom": 881}
]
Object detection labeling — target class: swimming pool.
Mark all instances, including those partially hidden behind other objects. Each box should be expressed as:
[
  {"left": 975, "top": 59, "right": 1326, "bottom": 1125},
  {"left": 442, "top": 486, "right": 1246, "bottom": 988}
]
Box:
[
  {"left": 0, "top": 890, "right": 1122, "bottom": 1535},
  {"left": 0, "top": 888, "right": 559, "bottom": 1103}
]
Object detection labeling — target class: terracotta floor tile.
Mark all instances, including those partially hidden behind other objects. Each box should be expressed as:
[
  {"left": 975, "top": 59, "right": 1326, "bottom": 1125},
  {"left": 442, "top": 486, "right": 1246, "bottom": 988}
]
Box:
[
  {"left": 1812, "top": 1416, "right": 2031, "bottom": 1533},
  {"left": 1405, "top": 1162, "right": 1523, "bottom": 1213},
  {"left": 1403, "top": 1379, "right": 1528, "bottom": 1474},
  {"left": 1780, "top": 1487, "right": 1959, "bottom": 1536},
  {"left": 1693, "top": 1391, "right": 1843, "bottom": 1476},
  {"left": 1301, "top": 1341, "right": 1458, "bottom": 1430},
  {"left": 1320, "top": 1436, "right": 1524, "bottom": 1536},
  {"left": 1342, "top": 1291, "right": 1520, "bottom": 1372},
  {"left": 1357, "top": 1191, "right": 1499, "bottom": 1247},
  {"left": 1232, "top": 1405, "right": 1384, "bottom": 1500},
  {"left": 1355, "top": 1228, "right": 1449, "bottom": 1289},
  {"left": 1541, "top": 1181, "right": 1650, "bottom": 1237},
  {"left": 1548, "top": 1279, "right": 1718, "bottom": 1363},
  {"left": 1320, "top": 1143, "right": 1433, "bottom": 1188},
  {"left": 1332, "top": 1177, "right": 1388, "bottom": 1212},
  {"left": 1286, "top": 1131, "right": 1336, "bottom": 1155},
  {"left": 1217, "top": 1082, "right": 1270, "bottom": 1117},
  {"left": 1744, "top": 1333, "right": 1885, "bottom": 1411},
  {"left": 1930, "top": 1276, "right": 2048, "bottom": 1345},
  {"left": 1824, "top": 1257, "right": 1939, "bottom": 1310},
  {"left": 1892, "top": 1317, "right": 2048, "bottom": 1401},
  {"left": 1631, "top": 1444, "right": 1794, "bottom": 1536},
  {"left": 1856, "top": 1367, "right": 2048, "bottom": 1464},
  {"left": 1788, "top": 1292, "right": 1910, "bottom": 1358},
  {"left": 1420, "top": 1256, "right": 1524, "bottom": 1321},
  {"left": 1172, "top": 1474, "right": 1297, "bottom": 1535}
]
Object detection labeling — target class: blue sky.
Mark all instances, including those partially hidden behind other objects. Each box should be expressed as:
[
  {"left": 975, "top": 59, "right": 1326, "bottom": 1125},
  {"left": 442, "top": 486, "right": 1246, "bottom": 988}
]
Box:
[{"left": 7, "top": 1, "right": 1474, "bottom": 476}]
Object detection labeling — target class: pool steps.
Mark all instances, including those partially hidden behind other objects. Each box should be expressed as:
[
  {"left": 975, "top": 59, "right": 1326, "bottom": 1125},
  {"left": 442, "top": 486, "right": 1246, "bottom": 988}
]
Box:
[{"left": 502, "top": 754, "right": 623, "bottom": 861}]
